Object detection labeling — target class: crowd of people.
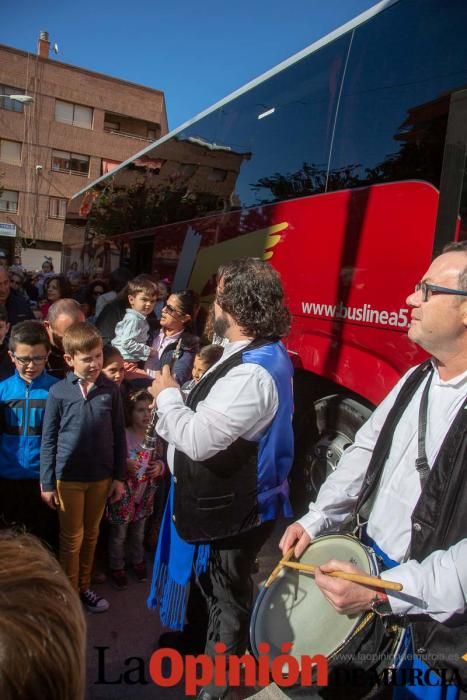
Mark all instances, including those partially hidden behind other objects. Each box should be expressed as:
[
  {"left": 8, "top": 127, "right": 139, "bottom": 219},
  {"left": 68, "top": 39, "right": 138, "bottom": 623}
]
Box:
[
  {"left": 0, "top": 255, "right": 119, "bottom": 327},
  {"left": 0, "top": 260, "right": 215, "bottom": 616},
  {"left": 0, "top": 251, "right": 465, "bottom": 700}
]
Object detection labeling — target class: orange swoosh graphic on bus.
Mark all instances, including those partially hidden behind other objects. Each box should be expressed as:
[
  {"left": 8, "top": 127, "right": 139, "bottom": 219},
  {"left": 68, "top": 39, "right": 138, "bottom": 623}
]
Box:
[
  {"left": 188, "top": 222, "right": 289, "bottom": 294},
  {"left": 262, "top": 223, "right": 288, "bottom": 260}
]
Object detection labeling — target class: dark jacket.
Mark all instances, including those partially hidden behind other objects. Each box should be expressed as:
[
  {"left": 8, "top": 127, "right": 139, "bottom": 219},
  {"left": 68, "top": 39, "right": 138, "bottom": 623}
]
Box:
[
  {"left": 94, "top": 297, "right": 126, "bottom": 345},
  {"left": 355, "top": 361, "right": 467, "bottom": 682},
  {"left": 5, "top": 290, "right": 34, "bottom": 326},
  {"left": 46, "top": 344, "right": 69, "bottom": 380},
  {"left": 0, "top": 342, "right": 14, "bottom": 382},
  {"left": 152, "top": 331, "right": 199, "bottom": 386},
  {"left": 40, "top": 371, "right": 127, "bottom": 489}
]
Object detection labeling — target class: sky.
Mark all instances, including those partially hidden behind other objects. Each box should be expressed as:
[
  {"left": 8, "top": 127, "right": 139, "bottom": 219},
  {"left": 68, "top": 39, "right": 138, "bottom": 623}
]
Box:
[{"left": 2, "top": 0, "right": 377, "bottom": 132}]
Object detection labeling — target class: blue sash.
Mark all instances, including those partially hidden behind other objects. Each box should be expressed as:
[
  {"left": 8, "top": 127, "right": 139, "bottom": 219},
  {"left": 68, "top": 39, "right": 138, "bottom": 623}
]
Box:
[
  {"left": 147, "top": 482, "right": 210, "bottom": 630},
  {"left": 364, "top": 532, "right": 459, "bottom": 700}
]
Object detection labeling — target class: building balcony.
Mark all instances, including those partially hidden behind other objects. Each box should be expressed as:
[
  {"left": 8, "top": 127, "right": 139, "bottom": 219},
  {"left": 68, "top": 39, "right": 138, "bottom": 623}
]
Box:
[{"left": 103, "top": 112, "right": 160, "bottom": 142}]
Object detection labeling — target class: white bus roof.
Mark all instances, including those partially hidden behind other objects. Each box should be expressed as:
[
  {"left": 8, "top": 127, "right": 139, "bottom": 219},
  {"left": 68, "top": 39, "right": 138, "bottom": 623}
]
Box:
[{"left": 72, "top": 0, "right": 398, "bottom": 200}]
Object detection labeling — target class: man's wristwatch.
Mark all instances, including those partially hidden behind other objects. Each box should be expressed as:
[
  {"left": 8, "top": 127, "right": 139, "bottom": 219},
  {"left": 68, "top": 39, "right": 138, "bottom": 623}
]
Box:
[{"left": 370, "top": 591, "right": 392, "bottom": 616}]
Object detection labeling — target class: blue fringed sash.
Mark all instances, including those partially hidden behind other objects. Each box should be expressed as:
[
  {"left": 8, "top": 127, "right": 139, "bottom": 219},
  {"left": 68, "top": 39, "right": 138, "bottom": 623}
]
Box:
[{"left": 147, "top": 482, "right": 210, "bottom": 630}]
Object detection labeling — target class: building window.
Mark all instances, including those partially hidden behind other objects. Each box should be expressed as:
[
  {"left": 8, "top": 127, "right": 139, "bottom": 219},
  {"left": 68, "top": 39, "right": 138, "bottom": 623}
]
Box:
[
  {"left": 0, "top": 139, "right": 21, "bottom": 165},
  {"left": 0, "top": 85, "right": 24, "bottom": 113},
  {"left": 104, "top": 119, "right": 120, "bottom": 133},
  {"left": 101, "top": 159, "right": 121, "bottom": 175},
  {"left": 180, "top": 163, "right": 198, "bottom": 177},
  {"left": 55, "top": 100, "right": 93, "bottom": 129},
  {"left": 147, "top": 128, "right": 157, "bottom": 140},
  {"left": 49, "top": 197, "right": 67, "bottom": 219},
  {"left": 0, "top": 190, "right": 19, "bottom": 213},
  {"left": 52, "top": 150, "right": 90, "bottom": 176},
  {"left": 208, "top": 168, "right": 228, "bottom": 182}
]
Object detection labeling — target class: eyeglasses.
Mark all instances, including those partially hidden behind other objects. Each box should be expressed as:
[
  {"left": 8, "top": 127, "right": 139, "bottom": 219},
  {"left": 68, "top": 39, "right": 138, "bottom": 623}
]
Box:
[
  {"left": 13, "top": 354, "right": 48, "bottom": 365},
  {"left": 163, "top": 303, "right": 183, "bottom": 318},
  {"left": 415, "top": 281, "right": 467, "bottom": 303}
]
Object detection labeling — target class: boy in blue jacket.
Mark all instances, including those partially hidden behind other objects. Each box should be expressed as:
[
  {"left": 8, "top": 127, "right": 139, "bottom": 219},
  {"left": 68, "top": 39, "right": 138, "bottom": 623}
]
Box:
[{"left": 0, "top": 320, "right": 58, "bottom": 546}]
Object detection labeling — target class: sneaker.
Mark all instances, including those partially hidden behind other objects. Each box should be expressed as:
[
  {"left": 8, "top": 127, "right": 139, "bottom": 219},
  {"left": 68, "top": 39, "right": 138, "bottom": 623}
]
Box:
[
  {"left": 132, "top": 561, "right": 147, "bottom": 582},
  {"left": 80, "top": 589, "right": 110, "bottom": 613},
  {"left": 110, "top": 569, "right": 128, "bottom": 591}
]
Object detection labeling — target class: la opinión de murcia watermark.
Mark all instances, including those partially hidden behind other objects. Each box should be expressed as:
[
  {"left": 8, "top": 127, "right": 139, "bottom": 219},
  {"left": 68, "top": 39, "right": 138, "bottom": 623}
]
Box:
[
  {"left": 95, "top": 643, "right": 328, "bottom": 695},
  {"left": 94, "top": 645, "right": 465, "bottom": 695}
]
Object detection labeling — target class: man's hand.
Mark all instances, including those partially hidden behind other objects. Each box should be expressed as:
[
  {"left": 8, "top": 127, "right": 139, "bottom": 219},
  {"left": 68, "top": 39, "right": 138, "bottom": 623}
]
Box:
[
  {"left": 108, "top": 479, "right": 125, "bottom": 504},
  {"left": 149, "top": 364, "right": 180, "bottom": 404},
  {"left": 279, "top": 522, "right": 312, "bottom": 558},
  {"left": 41, "top": 489, "right": 59, "bottom": 510},
  {"left": 314, "top": 559, "right": 377, "bottom": 615}
]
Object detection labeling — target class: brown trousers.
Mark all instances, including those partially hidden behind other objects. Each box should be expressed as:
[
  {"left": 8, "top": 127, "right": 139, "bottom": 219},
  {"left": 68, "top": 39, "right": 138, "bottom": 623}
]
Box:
[{"left": 56, "top": 478, "right": 111, "bottom": 592}]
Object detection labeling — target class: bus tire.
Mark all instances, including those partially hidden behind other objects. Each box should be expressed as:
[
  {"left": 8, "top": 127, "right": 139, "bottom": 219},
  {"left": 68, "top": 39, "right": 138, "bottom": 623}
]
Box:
[{"left": 291, "top": 394, "right": 372, "bottom": 513}]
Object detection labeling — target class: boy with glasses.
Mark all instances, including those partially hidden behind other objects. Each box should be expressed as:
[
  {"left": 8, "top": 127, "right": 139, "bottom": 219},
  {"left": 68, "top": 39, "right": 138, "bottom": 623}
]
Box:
[{"left": 0, "top": 320, "right": 58, "bottom": 546}]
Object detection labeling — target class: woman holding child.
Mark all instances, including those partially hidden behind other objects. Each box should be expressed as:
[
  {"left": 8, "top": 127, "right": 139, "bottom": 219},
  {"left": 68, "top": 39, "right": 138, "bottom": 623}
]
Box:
[{"left": 144, "top": 289, "right": 199, "bottom": 385}]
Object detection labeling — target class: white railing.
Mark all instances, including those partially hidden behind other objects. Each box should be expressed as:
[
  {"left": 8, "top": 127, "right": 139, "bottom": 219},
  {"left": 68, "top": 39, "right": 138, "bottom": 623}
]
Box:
[{"left": 104, "top": 127, "right": 155, "bottom": 142}]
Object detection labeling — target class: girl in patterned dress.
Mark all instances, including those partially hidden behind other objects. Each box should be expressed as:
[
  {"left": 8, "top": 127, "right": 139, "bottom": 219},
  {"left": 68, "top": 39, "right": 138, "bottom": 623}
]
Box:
[{"left": 106, "top": 389, "right": 164, "bottom": 589}]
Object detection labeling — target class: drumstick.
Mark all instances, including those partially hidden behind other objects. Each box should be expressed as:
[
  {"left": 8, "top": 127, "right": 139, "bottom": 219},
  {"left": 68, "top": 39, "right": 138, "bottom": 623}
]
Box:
[
  {"left": 279, "top": 560, "right": 403, "bottom": 591},
  {"left": 264, "top": 546, "right": 295, "bottom": 588}
]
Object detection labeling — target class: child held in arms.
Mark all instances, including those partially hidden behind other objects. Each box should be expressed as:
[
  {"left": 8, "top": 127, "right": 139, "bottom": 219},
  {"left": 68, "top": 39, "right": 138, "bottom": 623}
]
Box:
[{"left": 111, "top": 279, "right": 158, "bottom": 380}]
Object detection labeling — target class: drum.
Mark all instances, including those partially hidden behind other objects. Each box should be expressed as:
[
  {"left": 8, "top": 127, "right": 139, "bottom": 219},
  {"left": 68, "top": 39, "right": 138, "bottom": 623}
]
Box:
[{"left": 251, "top": 534, "right": 380, "bottom": 663}]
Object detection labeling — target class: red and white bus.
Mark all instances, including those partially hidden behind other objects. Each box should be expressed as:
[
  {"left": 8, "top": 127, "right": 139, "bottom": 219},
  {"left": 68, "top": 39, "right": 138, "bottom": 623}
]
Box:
[{"left": 64, "top": 0, "right": 467, "bottom": 503}]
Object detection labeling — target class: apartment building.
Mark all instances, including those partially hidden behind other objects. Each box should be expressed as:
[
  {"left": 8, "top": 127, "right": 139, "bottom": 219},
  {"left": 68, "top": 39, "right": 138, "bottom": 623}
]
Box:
[{"left": 0, "top": 32, "right": 168, "bottom": 270}]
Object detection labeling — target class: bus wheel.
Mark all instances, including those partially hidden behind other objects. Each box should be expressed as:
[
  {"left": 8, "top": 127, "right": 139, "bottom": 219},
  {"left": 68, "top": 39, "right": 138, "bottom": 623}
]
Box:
[{"left": 305, "top": 395, "right": 372, "bottom": 500}]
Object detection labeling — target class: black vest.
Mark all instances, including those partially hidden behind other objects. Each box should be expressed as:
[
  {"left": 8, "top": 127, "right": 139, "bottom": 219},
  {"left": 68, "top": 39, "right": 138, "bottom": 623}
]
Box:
[
  {"left": 173, "top": 340, "right": 272, "bottom": 543},
  {"left": 355, "top": 361, "right": 467, "bottom": 682}
]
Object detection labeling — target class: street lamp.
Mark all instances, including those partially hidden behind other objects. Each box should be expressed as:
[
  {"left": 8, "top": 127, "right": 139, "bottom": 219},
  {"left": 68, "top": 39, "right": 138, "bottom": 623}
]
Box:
[{"left": 0, "top": 94, "right": 34, "bottom": 104}]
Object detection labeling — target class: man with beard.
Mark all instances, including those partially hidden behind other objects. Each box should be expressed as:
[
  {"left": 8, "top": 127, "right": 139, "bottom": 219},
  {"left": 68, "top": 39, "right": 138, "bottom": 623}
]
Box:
[
  {"left": 148, "top": 258, "right": 294, "bottom": 700},
  {"left": 44, "top": 299, "right": 85, "bottom": 379}
]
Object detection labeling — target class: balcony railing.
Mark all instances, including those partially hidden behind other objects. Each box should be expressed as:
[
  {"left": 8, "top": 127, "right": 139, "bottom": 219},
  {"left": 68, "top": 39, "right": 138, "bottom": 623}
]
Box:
[{"left": 104, "top": 127, "right": 155, "bottom": 142}]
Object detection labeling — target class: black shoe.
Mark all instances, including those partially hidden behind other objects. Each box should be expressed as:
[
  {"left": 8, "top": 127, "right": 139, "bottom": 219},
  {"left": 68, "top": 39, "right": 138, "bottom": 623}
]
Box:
[{"left": 158, "top": 630, "right": 206, "bottom": 655}]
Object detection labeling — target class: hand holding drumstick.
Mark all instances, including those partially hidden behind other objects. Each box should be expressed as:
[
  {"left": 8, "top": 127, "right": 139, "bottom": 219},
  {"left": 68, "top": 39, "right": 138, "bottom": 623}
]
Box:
[
  {"left": 312, "top": 558, "right": 400, "bottom": 615},
  {"left": 280, "top": 559, "right": 402, "bottom": 592},
  {"left": 278, "top": 523, "right": 402, "bottom": 615}
]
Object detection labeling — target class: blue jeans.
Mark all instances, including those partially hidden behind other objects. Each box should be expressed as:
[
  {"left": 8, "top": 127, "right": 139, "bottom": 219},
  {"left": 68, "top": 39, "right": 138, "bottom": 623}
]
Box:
[{"left": 108, "top": 518, "right": 147, "bottom": 570}]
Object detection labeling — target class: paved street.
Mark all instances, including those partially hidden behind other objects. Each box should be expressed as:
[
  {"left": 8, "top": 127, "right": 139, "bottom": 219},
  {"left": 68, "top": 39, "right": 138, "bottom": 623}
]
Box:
[{"left": 86, "top": 519, "right": 295, "bottom": 700}]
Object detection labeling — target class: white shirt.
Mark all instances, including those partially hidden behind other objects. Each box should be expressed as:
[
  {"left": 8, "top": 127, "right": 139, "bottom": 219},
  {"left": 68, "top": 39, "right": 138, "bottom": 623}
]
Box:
[
  {"left": 156, "top": 339, "right": 279, "bottom": 469},
  {"left": 299, "top": 364, "right": 467, "bottom": 622}
]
